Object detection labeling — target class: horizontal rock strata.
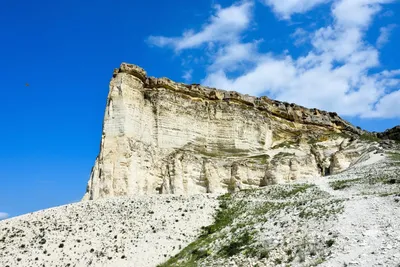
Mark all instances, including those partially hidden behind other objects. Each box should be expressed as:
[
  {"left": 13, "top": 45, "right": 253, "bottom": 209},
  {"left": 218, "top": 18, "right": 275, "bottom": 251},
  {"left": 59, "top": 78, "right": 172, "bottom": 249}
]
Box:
[{"left": 83, "top": 63, "right": 370, "bottom": 200}]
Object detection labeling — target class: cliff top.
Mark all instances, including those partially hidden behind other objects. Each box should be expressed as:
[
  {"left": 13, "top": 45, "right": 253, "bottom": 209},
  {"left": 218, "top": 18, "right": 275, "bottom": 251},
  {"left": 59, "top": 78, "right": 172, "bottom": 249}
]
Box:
[{"left": 114, "top": 62, "right": 364, "bottom": 135}]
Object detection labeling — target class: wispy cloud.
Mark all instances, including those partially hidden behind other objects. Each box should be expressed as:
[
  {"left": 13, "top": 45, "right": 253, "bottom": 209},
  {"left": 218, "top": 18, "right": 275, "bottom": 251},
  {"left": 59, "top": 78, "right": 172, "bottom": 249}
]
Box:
[
  {"left": 182, "top": 69, "right": 193, "bottom": 82},
  {"left": 148, "top": 0, "right": 400, "bottom": 118},
  {"left": 262, "top": 0, "right": 330, "bottom": 19},
  {"left": 0, "top": 212, "right": 9, "bottom": 220},
  {"left": 291, "top": 28, "right": 310, "bottom": 46},
  {"left": 377, "top": 24, "right": 397, "bottom": 48},
  {"left": 147, "top": 1, "right": 253, "bottom": 51}
]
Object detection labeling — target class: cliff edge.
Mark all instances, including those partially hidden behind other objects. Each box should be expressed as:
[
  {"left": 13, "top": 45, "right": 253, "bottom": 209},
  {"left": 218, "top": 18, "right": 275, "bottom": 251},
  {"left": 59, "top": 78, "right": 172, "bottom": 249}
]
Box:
[{"left": 83, "top": 63, "right": 373, "bottom": 200}]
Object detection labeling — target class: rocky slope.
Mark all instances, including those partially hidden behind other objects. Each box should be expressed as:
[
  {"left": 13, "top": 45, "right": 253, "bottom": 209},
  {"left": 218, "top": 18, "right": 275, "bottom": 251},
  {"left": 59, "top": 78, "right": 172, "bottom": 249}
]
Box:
[
  {"left": 0, "top": 195, "right": 218, "bottom": 267},
  {"left": 1, "top": 146, "right": 399, "bottom": 267},
  {"left": 83, "top": 63, "right": 372, "bottom": 200},
  {"left": 377, "top": 125, "right": 400, "bottom": 141},
  {"left": 158, "top": 148, "right": 400, "bottom": 267}
]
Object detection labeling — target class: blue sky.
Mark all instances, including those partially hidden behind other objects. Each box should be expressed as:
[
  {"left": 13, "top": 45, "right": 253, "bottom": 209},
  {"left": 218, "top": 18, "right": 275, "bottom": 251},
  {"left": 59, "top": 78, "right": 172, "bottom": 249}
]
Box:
[{"left": 0, "top": 0, "right": 399, "bottom": 219}]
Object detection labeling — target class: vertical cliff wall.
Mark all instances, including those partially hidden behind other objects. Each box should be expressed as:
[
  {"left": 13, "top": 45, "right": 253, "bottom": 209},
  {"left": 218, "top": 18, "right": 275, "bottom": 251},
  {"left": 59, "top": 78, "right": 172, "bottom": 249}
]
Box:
[{"left": 83, "top": 63, "right": 369, "bottom": 200}]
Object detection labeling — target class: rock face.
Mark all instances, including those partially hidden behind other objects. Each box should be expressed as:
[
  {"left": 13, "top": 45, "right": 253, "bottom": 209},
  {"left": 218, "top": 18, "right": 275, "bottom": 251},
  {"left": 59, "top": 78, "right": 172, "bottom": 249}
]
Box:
[
  {"left": 83, "top": 63, "right": 369, "bottom": 200},
  {"left": 378, "top": 125, "right": 400, "bottom": 141}
]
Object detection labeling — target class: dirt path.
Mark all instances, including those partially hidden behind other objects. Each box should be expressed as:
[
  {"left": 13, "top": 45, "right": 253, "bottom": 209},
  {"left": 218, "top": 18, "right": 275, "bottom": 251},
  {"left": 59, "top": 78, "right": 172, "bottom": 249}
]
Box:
[{"left": 311, "top": 153, "right": 400, "bottom": 266}]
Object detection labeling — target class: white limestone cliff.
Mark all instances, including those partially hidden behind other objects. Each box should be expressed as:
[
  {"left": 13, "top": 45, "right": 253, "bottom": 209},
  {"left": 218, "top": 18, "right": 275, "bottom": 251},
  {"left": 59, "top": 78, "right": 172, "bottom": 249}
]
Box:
[{"left": 83, "top": 63, "right": 371, "bottom": 200}]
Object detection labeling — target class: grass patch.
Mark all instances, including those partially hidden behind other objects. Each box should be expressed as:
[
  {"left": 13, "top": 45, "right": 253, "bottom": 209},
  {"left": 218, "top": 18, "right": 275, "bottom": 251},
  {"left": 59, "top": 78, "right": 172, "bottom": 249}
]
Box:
[
  {"left": 273, "top": 184, "right": 312, "bottom": 198},
  {"left": 360, "top": 134, "right": 380, "bottom": 142},
  {"left": 298, "top": 199, "right": 344, "bottom": 219},
  {"left": 242, "top": 184, "right": 314, "bottom": 200},
  {"left": 308, "top": 131, "right": 351, "bottom": 144},
  {"left": 329, "top": 178, "right": 361, "bottom": 190},
  {"left": 272, "top": 140, "right": 298, "bottom": 149},
  {"left": 388, "top": 152, "right": 400, "bottom": 161},
  {"left": 366, "top": 174, "right": 400, "bottom": 185},
  {"left": 159, "top": 185, "right": 342, "bottom": 266},
  {"left": 219, "top": 230, "right": 254, "bottom": 257},
  {"left": 248, "top": 154, "right": 270, "bottom": 164},
  {"left": 158, "top": 193, "right": 246, "bottom": 267},
  {"left": 379, "top": 192, "right": 400, "bottom": 197}
]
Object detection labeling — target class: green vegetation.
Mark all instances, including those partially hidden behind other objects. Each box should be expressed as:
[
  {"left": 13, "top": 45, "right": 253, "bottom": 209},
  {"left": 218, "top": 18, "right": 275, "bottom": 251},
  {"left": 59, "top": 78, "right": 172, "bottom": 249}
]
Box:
[
  {"left": 270, "top": 184, "right": 312, "bottom": 199},
  {"left": 272, "top": 140, "right": 298, "bottom": 149},
  {"left": 367, "top": 174, "right": 400, "bottom": 185},
  {"left": 273, "top": 152, "right": 295, "bottom": 161},
  {"left": 329, "top": 178, "right": 361, "bottom": 190},
  {"left": 197, "top": 147, "right": 249, "bottom": 158},
  {"left": 248, "top": 154, "right": 270, "bottom": 164},
  {"left": 219, "top": 147, "right": 249, "bottom": 155},
  {"left": 158, "top": 193, "right": 245, "bottom": 267},
  {"left": 158, "top": 184, "right": 341, "bottom": 266},
  {"left": 219, "top": 230, "right": 255, "bottom": 257},
  {"left": 238, "top": 184, "right": 314, "bottom": 200},
  {"left": 298, "top": 199, "right": 344, "bottom": 219},
  {"left": 308, "top": 131, "right": 351, "bottom": 144},
  {"left": 325, "top": 239, "right": 335, "bottom": 247},
  {"left": 379, "top": 192, "right": 400, "bottom": 197},
  {"left": 359, "top": 134, "right": 380, "bottom": 142},
  {"left": 269, "top": 115, "right": 296, "bottom": 128},
  {"left": 388, "top": 152, "right": 400, "bottom": 161},
  {"left": 311, "top": 258, "right": 326, "bottom": 266}
]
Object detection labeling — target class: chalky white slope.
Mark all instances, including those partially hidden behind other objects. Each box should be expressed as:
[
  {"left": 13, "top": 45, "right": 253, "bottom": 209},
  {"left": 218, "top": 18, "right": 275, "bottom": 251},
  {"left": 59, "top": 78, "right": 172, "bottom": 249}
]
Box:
[
  {"left": 1, "top": 146, "right": 399, "bottom": 267},
  {"left": 157, "top": 148, "right": 400, "bottom": 267},
  {"left": 0, "top": 195, "right": 218, "bottom": 267}
]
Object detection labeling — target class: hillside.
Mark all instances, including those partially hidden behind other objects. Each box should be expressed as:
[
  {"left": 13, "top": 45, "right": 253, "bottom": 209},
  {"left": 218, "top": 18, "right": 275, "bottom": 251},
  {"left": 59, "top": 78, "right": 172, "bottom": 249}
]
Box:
[
  {"left": 1, "top": 63, "right": 399, "bottom": 267},
  {"left": 1, "top": 144, "right": 399, "bottom": 266}
]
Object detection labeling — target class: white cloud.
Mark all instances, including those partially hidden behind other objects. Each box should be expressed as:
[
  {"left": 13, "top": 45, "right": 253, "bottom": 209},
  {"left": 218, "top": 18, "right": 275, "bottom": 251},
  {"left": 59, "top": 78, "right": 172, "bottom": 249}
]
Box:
[
  {"left": 147, "top": 1, "right": 253, "bottom": 51},
  {"left": 208, "top": 41, "right": 261, "bottom": 71},
  {"left": 182, "top": 69, "right": 193, "bottom": 82},
  {"left": 376, "top": 24, "right": 397, "bottom": 48},
  {"left": 291, "top": 28, "right": 310, "bottom": 46},
  {"left": 368, "top": 90, "right": 400, "bottom": 117},
  {"left": 0, "top": 212, "right": 9, "bottom": 220},
  {"left": 262, "top": 0, "right": 330, "bottom": 19},
  {"left": 332, "top": 0, "right": 393, "bottom": 28},
  {"left": 148, "top": 0, "right": 400, "bottom": 118}
]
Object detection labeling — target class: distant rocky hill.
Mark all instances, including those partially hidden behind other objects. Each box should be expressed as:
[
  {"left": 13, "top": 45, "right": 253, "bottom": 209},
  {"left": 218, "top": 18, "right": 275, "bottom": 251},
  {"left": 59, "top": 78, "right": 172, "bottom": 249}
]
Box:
[
  {"left": 377, "top": 125, "right": 400, "bottom": 141},
  {"left": 83, "top": 63, "right": 380, "bottom": 201}
]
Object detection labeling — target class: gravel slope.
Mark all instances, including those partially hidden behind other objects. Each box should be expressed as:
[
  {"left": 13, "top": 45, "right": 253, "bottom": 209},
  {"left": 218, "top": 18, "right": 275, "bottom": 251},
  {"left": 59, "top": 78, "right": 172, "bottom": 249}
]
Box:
[
  {"left": 0, "top": 195, "right": 218, "bottom": 267},
  {"left": 1, "top": 150, "right": 399, "bottom": 267},
  {"left": 319, "top": 152, "right": 400, "bottom": 267}
]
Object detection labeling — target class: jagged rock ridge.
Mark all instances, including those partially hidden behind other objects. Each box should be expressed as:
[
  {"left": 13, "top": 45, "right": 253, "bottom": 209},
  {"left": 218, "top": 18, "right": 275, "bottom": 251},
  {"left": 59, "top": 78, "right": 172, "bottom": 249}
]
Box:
[{"left": 83, "top": 63, "right": 370, "bottom": 200}]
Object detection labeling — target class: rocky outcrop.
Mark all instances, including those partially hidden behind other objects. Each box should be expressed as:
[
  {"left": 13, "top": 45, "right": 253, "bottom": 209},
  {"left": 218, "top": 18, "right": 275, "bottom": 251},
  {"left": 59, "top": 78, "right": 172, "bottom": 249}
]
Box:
[
  {"left": 377, "top": 125, "right": 400, "bottom": 141},
  {"left": 83, "top": 63, "right": 372, "bottom": 200}
]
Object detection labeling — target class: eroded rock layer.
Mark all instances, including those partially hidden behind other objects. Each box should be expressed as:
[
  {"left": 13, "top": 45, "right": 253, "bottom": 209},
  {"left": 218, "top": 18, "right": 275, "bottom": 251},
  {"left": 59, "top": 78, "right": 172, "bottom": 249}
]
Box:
[{"left": 83, "top": 63, "right": 368, "bottom": 200}]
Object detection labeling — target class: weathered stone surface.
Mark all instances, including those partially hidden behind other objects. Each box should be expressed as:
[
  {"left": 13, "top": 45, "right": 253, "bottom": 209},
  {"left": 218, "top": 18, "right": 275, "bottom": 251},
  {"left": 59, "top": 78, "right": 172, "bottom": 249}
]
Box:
[
  {"left": 83, "top": 63, "right": 373, "bottom": 200},
  {"left": 377, "top": 125, "right": 400, "bottom": 141}
]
